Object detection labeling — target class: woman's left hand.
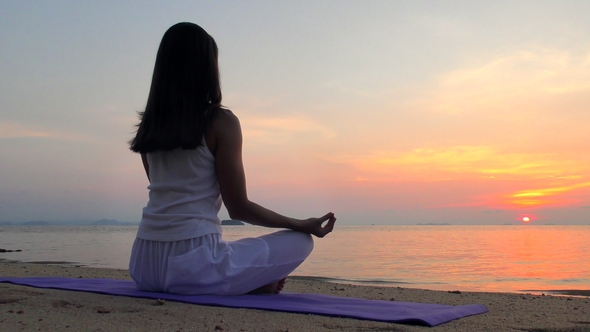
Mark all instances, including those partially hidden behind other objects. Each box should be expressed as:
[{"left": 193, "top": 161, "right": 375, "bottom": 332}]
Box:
[{"left": 298, "top": 212, "right": 337, "bottom": 238}]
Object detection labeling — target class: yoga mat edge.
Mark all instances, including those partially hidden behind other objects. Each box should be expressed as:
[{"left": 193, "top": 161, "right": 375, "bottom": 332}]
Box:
[{"left": 0, "top": 277, "right": 488, "bottom": 327}]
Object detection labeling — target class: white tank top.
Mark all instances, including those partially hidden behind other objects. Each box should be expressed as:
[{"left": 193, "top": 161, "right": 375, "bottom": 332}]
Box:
[{"left": 136, "top": 142, "right": 222, "bottom": 241}]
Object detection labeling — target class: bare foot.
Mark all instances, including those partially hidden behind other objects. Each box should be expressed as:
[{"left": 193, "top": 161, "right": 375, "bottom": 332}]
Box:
[
  {"left": 248, "top": 278, "right": 287, "bottom": 294},
  {"left": 276, "top": 278, "right": 286, "bottom": 293}
]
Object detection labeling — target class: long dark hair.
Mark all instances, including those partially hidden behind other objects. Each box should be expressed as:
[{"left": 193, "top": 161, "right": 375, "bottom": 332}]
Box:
[{"left": 129, "top": 22, "right": 222, "bottom": 153}]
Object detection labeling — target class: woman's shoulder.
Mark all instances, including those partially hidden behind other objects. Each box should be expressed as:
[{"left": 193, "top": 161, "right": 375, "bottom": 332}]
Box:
[
  {"left": 212, "top": 107, "right": 241, "bottom": 131},
  {"left": 215, "top": 107, "right": 238, "bottom": 121},
  {"left": 206, "top": 107, "right": 242, "bottom": 154}
]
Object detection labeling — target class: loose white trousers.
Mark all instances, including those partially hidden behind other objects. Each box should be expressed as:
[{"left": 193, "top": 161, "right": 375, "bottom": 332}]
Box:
[{"left": 129, "top": 230, "right": 313, "bottom": 295}]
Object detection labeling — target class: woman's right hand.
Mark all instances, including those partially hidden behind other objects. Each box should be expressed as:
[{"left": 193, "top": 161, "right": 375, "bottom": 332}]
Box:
[{"left": 298, "top": 212, "right": 337, "bottom": 238}]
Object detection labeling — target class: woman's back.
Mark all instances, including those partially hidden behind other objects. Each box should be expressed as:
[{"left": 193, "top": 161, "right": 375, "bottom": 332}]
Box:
[{"left": 138, "top": 144, "right": 222, "bottom": 242}]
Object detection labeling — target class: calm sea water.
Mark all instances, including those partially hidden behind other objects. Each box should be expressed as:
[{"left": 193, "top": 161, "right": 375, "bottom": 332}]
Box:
[{"left": 1, "top": 225, "right": 588, "bottom": 293}]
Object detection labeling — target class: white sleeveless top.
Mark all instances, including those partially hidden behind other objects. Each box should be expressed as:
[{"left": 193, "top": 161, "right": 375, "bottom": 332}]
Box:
[{"left": 136, "top": 142, "right": 222, "bottom": 241}]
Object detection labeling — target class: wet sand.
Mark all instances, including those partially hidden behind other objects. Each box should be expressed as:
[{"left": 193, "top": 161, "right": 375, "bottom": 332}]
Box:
[{"left": 1, "top": 262, "right": 589, "bottom": 331}]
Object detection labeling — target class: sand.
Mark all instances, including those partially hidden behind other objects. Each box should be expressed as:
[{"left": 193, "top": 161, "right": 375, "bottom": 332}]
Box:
[{"left": 1, "top": 262, "right": 589, "bottom": 332}]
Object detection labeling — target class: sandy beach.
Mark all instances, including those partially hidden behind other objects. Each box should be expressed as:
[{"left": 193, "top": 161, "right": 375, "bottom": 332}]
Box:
[{"left": 1, "top": 262, "right": 589, "bottom": 332}]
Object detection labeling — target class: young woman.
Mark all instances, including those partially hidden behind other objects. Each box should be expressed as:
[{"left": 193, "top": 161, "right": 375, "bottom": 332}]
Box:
[{"left": 128, "top": 22, "right": 336, "bottom": 295}]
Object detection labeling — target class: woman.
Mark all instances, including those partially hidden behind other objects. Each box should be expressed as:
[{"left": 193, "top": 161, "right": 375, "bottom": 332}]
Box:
[{"left": 128, "top": 22, "right": 336, "bottom": 295}]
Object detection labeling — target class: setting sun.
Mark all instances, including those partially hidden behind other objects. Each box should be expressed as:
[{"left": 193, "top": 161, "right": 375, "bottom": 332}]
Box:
[{"left": 522, "top": 217, "right": 530, "bottom": 222}]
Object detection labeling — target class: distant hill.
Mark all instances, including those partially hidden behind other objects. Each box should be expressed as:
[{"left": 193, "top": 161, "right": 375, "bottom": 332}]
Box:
[
  {"left": 4, "top": 219, "right": 139, "bottom": 226},
  {"left": 416, "top": 222, "right": 451, "bottom": 226},
  {"left": 21, "top": 221, "right": 51, "bottom": 226},
  {"left": 89, "top": 219, "right": 138, "bottom": 226},
  {"left": 221, "top": 219, "right": 244, "bottom": 225}
]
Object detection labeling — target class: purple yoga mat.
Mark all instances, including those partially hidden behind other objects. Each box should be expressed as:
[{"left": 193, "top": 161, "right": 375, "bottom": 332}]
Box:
[{"left": 0, "top": 277, "right": 487, "bottom": 327}]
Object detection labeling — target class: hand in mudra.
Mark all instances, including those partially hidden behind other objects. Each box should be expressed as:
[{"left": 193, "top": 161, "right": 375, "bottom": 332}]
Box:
[{"left": 300, "top": 212, "right": 337, "bottom": 238}]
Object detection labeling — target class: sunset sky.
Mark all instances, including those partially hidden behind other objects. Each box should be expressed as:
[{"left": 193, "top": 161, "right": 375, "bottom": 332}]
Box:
[{"left": 1, "top": 1, "right": 590, "bottom": 225}]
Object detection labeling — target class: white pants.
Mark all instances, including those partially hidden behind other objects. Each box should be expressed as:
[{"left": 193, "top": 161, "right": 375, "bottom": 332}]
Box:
[{"left": 129, "top": 230, "right": 313, "bottom": 295}]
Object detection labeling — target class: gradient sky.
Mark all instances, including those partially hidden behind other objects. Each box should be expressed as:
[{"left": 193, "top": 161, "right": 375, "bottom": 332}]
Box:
[{"left": 1, "top": 1, "right": 590, "bottom": 225}]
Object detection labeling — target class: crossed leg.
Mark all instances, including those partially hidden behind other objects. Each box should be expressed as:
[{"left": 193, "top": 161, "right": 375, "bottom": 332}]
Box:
[{"left": 219, "top": 230, "right": 314, "bottom": 295}]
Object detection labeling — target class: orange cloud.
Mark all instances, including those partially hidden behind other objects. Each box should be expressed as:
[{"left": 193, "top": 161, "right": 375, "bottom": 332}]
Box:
[
  {"left": 427, "top": 48, "right": 590, "bottom": 117},
  {"left": 0, "top": 122, "right": 56, "bottom": 139},
  {"left": 326, "top": 145, "right": 590, "bottom": 210},
  {"left": 0, "top": 121, "right": 86, "bottom": 140},
  {"left": 332, "top": 146, "right": 587, "bottom": 182},
  {"left": 241, "top": 115, "right": 337, "bottom": 143},
  {"left": 506, "top": 181, "right": 590, "bottom": 208}
]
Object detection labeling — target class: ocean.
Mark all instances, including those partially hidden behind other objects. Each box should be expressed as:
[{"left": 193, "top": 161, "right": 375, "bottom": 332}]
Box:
[{"left": 1, "top": 225, "right": 588, "bottom": 294}]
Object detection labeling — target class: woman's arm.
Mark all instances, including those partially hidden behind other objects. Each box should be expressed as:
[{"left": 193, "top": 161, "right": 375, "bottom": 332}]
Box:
[{"left": 212, "top": 109, "right": 336, "bottom": 238}]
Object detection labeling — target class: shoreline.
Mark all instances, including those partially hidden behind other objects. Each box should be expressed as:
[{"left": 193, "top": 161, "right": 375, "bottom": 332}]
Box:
[
  {"left": 2, "top": 258, "right": 588, "bottom": 298},
  {"left": 1, "top": 262, "right": 589, "bottom": 331},
  {"left": 291, "top": 275, "right": 590, "bottom": 298}
]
